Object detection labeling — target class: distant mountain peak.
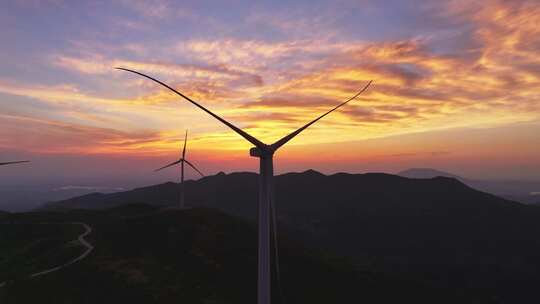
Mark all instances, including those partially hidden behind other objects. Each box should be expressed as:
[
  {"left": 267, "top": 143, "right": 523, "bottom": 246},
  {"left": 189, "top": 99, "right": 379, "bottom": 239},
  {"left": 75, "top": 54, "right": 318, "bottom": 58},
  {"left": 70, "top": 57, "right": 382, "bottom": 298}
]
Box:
[{"left": 398, "top": 168, "right": 461, "bottom": 180}]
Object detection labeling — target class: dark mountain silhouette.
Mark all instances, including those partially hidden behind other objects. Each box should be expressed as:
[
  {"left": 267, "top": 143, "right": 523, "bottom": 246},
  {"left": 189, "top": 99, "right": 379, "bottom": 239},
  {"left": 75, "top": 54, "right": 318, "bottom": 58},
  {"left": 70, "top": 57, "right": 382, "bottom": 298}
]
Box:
[
  {"left": 1, "top": 206, "right": 456, "bottom": 304},
  {"left": 39, "top": 170, "right": 540, "bottom": 301},
  {"left": 399, "top": 168, "right": 540, "bottom": 204}
]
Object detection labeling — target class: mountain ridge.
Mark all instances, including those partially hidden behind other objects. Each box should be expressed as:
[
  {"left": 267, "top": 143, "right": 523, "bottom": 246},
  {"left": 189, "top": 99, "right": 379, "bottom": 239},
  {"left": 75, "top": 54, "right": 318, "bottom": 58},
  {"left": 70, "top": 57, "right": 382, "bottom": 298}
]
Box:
[{"left": 43, "top": 170, "right": 488, "bottom": 211}]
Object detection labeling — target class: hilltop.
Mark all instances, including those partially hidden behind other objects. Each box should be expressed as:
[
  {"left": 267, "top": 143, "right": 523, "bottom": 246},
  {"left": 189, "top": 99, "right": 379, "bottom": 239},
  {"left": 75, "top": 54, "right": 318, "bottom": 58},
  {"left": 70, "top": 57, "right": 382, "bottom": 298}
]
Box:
[{"left": 399, "top": 168, "right": 540, "bottom": 203}]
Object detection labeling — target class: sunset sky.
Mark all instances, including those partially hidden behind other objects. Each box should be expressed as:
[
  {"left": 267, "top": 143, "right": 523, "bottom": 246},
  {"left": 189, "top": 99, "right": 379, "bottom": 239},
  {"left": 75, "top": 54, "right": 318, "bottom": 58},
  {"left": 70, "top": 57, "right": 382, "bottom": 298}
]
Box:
[{"left": 1, "top": 0, "right": 539, "bottom": 192}]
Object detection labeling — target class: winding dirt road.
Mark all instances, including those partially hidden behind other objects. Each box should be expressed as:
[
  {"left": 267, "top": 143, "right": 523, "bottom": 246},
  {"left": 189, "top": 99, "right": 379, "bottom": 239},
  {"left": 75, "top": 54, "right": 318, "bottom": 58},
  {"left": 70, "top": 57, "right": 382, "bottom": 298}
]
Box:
[{"left": 1, "top": 222, "right": 94, "bottom": 287}]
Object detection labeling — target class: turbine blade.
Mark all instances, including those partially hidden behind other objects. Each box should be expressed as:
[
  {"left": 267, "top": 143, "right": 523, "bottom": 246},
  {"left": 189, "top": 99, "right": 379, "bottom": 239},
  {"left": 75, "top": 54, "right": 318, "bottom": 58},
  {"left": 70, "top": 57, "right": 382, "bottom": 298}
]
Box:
[
  {"left": 184, "top": 159, "right": 204, "bottom": 177},
  {"left": 0, "top": 160, "right": 30, "bottom": 166},
  {"left": 116, "top": 68, "right": 265, "bottom": 149},
  {"left": 154, "top": 159, "right": 182, "bottom": 172},
  {"left": 182, "top": 129, "right": 188, "bottom": 159},
  {"left": 270, "top": 81, "right": 372, "bottom": 151}
]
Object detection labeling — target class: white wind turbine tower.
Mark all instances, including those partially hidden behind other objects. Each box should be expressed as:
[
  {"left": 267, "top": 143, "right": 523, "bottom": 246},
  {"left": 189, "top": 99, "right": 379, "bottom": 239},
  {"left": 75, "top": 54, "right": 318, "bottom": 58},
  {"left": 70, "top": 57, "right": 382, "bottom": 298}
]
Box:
[
  {"left": 0, "top": 161, "right": 29, "bottom": 166},
  {"left": 155, "top": 130, "right": 204, "bottom": 209},
  {"left": 117, "top": 67, "right": 372, "bottom": 304}
]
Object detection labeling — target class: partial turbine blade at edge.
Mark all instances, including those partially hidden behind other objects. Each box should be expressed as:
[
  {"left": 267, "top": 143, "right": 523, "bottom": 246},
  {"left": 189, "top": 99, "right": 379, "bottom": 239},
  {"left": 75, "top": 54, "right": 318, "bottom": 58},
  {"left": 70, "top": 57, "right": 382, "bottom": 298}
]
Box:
[
  {"left": 182, "top": 129, "right": 188, "bottom": 159},
  {"left": 184, "top": 159, "right": 204, "bottom": 177},
  {"left": 115, "top": 68, "right": 266, "bottom": 149},
  {"left": 270, "top": 80, "right": 372, "bottom": 151},
  {"left": 154, "top": 159, "right": 182, "bottom": 172},
  {"left": 0, "top": 161, "right": 30, "bottom": 166}
]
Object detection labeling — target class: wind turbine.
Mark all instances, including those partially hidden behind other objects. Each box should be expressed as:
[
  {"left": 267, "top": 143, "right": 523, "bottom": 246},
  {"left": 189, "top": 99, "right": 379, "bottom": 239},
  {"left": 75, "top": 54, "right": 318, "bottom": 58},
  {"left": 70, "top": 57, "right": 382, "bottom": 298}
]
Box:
[
  {"left": 155, "top": 130, "right": 204, "bottom": 209},
  {"left": 116, "top": 67, "right": 372, "bottom": 304},
  {"left": 0, "top": 161, "right": 29, "bottom": 166}
]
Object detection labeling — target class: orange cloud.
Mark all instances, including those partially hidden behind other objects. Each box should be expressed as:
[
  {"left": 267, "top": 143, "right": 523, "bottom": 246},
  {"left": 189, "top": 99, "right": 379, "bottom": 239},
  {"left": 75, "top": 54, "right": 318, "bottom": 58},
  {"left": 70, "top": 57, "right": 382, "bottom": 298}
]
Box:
[{"left": 0, "top": 113, "right": 166, "bottom": 155}]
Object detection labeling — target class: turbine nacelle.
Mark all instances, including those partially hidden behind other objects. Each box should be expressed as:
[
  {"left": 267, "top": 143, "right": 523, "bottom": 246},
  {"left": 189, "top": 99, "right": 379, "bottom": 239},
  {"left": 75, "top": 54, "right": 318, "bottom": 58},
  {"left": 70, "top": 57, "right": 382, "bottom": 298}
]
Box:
[{"left": 249, "top": 146, "right": 274, "bottom": 158}]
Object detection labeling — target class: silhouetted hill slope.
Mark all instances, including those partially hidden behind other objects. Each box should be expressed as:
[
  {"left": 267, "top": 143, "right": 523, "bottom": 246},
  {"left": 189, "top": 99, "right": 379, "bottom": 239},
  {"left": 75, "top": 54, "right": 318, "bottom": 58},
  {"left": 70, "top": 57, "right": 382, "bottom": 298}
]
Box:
[
  {"left": 0, "top": 210, "right": 9, "bottom": 220},
  {"left": 399, "top": 168, "right": 540, "bottom": 204},
  {"left": 0, "top": 223, "right": 84, "bottom": 282},
  {"left": 41, "top": 182, "right": 181, "bottom": 210},
  {"left": 0, "top": 206, "right": 454, "bottom": 304},
  {"left": 40, "top": 170, "right": 540, "bottom": 302}
]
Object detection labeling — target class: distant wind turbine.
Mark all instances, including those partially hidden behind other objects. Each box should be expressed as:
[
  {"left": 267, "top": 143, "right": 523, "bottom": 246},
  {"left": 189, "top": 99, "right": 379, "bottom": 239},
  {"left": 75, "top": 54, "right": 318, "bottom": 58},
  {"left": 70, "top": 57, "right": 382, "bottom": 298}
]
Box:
[
  {"left": 155, "top": 130, "right": 204, "bottom": 208},
  {"left": 117, "top": 67, "right": 372, "bottom": 304},
  {"left": 0, "top": 161, "right": 29, "bottom": 166}
]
